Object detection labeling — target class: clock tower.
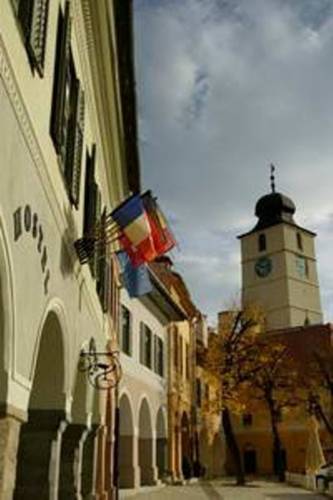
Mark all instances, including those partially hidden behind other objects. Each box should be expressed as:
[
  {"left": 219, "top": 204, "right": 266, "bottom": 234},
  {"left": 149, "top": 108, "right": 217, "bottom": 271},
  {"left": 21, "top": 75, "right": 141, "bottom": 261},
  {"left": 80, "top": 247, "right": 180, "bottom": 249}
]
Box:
[{"left": 238, "top": 171, "right": 323, "bottom": 330}]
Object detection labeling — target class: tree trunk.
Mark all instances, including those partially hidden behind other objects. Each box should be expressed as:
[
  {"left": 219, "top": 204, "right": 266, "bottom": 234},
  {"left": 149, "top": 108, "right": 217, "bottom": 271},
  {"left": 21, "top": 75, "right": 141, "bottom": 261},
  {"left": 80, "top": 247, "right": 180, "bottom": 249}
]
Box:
[
  {"left": 267, "top": 402, "right": 284, "bottom": 482},
  {"left": 222, "top": 408, "right": 245, "bottom": 485},
  {"left": 315, "top": 401, "right": 333, "bottom": 435}
]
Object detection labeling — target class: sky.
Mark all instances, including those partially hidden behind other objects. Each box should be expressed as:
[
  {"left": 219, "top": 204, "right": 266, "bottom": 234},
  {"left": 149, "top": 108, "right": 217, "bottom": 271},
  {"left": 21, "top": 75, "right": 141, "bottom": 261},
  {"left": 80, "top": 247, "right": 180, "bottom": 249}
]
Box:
[{"left": 133, "top": 0, "right": 333, "bottom": 324}]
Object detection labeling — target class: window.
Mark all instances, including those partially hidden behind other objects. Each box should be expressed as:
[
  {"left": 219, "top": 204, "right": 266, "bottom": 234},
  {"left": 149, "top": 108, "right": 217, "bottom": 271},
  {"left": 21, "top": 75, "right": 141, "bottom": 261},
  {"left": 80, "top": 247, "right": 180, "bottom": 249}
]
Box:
[
  {"left": 13, "top": 0, "right": 49, "bottom": 75},
  {"left": 242, "top": 414, "right": 253, "bottom": 427},
  {"left": 154, "top": 336, "right": 164, "bottom": 377},
  {"left": 297, "top": 232, "right": 303, "bottom": 251},
  {"left": 258, "top": 233, "right": 266, "bottom": 252},
  {"left": 174, "top": 327, "right": 178, "bottom": 367},
  {"left": 185, "top": 343, "right": 190, "bottom": 379},
  {"left": 140, "top": 323, "right": 152, "bottom": 369},
  {"left": 120, "top": 306, "right": 132, "bottom": 356},
  {"left": 50, "top": 2, "right": 85, "bottom": 206},
  {"left": 82, "top": 146, "right": 101, "bottom": 277},
  {"left": 179, "top": 335, "right": 183, "bottom": 375},
  {"left": 196, "top": 379, "right": 202, "bottom": 407}
]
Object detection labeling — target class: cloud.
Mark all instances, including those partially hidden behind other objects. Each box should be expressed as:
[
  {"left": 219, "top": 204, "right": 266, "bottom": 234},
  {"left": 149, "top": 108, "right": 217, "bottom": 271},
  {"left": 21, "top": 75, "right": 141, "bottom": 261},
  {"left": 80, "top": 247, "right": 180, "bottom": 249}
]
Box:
[{"left": 134, "top": 0, "right": 333, "bottom": 322}]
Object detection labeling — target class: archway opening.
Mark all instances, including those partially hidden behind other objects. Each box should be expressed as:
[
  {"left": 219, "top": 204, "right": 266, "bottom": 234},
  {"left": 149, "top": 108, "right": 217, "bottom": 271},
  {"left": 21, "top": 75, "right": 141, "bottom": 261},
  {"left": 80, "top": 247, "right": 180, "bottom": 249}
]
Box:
[
  {"left": 14, "top": 311, "right": 66, "bottom": 499},
  {"left": 119, "top": 394, "right": 135, "bottom": 488},
  {"left": 212, "top": 432, "right": 224, "bottom": 478},
  {"left": 156, "top": 407, "right": 167, "bottom": 479},
  {"left": 181, "top": 411, "right": 191, "bottom": 479},
  {"left": 138, "top": 398, "right": 154, "bottom": 485},
  {"left": 244, "top": 445, "right": 257, "bottom": 475},
  {"left": 59, "top": 367, "right": 90, "bottom": 498}
]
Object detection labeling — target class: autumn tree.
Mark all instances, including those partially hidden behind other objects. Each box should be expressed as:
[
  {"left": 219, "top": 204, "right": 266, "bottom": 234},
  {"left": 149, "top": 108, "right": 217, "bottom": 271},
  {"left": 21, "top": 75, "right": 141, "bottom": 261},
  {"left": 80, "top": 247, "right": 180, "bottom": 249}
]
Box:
[
  {"left": 247, "top": 341, "right": 304, "bottom": 481},
  {"left": 205, "top": 306, "right": 264, "bottom": 485},
  {"left": 304, "top": 347, "right": 333, "bottom": 436}
]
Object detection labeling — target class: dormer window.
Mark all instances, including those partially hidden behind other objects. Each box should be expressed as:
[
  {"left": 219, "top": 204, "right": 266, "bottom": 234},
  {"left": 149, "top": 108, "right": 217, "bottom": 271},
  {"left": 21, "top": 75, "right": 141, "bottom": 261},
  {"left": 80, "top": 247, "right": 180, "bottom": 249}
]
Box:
[
  {"left": 258, "top": 233, "right": 266, "bottom": 252},
  {"left": 297, "top": 232, "right": 303, "bottom": 251}
]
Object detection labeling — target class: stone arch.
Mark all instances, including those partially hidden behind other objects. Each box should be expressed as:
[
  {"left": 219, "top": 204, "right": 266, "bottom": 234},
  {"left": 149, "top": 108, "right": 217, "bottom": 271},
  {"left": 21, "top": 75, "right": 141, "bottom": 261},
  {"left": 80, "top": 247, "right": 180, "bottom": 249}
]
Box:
[
  {"left": 14, "top": 309, "right": 67, "bottom": 499},
  {"left": 156, "top": 406, "right": 167, "bottom": 479},
  {"left": 119, "top": 392, "right": 136, "bottom": 488},
  {"left": 138, "top": 397, "right": 156, "bottom": 485},
  {"left": 31, "top": 297, "right": 71, "bottom": 393}
]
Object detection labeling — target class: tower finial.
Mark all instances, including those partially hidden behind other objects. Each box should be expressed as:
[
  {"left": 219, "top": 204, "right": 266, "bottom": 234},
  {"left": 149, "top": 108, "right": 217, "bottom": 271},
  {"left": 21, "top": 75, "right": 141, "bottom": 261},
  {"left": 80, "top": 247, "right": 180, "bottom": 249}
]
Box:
[{"left": 270, "top": 163, "right": 276, "bottom": 193}]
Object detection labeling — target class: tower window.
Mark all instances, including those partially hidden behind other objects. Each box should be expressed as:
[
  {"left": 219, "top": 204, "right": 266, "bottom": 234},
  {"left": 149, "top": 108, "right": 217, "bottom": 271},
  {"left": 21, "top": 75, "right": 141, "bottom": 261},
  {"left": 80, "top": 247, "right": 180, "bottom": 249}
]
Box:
[
  {"left": 297, "top": 232, "right": 303, "bottom": 251},
  {"left": 258, "top": 234, "right": 266, "bottom": 252}
]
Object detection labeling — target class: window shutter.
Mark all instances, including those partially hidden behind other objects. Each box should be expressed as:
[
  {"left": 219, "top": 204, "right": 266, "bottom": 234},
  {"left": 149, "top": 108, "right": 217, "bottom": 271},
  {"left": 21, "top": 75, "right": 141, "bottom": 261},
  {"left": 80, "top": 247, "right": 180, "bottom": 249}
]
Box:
[
  {"left": 92, "top": 187, "right": 102, "bottom": 279},
  {"left": 83, "top": 145, "right": 96, "bottom": 236},
  {"left": 18, "top": 0, "right": 34, "bottom": 42},
  {"left": 160, "top": 339, "right": 164, "bottom": 377},
  {"left": 96, "top": 208, "right": 106, "bottom": 306},
  {"left": 140, "top": 323, "right": 145, "bottom": 365},
  {"left": 66, "top": 81, "right": 85, "bottom": 207},
  {"left": 27, "top": 0, "right": 49, "bottom": 74},
  {"left": 154, "top": 335, "right": 158, "bottom": 373},
  {"left": 50, "top": 1, "right": 71, "bottom": 152},
  {"left": 65, "top": 78, "right": 85, "bottom": 208}
]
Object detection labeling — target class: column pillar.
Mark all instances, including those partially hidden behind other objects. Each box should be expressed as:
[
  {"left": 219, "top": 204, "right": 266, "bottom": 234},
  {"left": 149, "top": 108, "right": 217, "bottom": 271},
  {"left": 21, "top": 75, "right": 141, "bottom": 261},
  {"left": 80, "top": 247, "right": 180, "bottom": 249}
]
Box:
[
  {"left": 95, "top": 424, "right": 108, "bottom": 500},
  {"left": 0, "top": 410, "right": 23, "bottom": 500},
  {"left": 81, "top": 425, "right": 99, "bottom": 500},
  {"left": 118, "top": 426, "right": 140, "bottom": 489},
  {"left": 138, "top": 430, "right": 158, "bottom": 486},
  {"left": 14, "top": 409, "right": 67, "bottom": 500},
  {"left": 58, "top": 423, "right": 87, "bottom": 499}
]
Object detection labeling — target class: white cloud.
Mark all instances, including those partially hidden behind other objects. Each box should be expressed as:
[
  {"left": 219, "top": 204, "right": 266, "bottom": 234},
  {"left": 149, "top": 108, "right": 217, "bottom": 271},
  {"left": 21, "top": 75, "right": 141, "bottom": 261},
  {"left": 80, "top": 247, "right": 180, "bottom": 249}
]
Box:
[{"left": 134, "top": 0, "right": 333, "bottom": 323}]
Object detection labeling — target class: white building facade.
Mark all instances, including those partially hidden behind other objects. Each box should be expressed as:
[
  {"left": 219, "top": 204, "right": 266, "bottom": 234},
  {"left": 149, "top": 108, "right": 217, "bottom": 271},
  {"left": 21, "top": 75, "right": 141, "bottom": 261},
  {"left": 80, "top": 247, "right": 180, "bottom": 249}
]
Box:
[
  {"left": 0, "top": 0, "right": 139, "bottom": 498},
  {"left": 118, "top": 271, "right": 185, "bottom": 490}
]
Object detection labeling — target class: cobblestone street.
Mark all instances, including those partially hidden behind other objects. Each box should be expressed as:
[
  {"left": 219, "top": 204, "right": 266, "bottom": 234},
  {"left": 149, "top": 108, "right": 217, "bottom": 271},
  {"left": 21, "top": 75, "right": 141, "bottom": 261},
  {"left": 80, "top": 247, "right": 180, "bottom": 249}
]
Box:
[{"left": 121, "top": 480, "right": 326, "bottom": 500}]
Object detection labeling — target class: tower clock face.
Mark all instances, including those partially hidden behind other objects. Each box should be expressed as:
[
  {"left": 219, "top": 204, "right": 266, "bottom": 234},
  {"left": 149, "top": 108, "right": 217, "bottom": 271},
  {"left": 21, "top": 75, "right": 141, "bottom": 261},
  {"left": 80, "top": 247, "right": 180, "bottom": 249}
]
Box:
[
  {"left": 255, "top": 257, "right": 272, "bottom": 277},
  {"left": 296, "top": 256, "right": 307, "bottom": 279}
]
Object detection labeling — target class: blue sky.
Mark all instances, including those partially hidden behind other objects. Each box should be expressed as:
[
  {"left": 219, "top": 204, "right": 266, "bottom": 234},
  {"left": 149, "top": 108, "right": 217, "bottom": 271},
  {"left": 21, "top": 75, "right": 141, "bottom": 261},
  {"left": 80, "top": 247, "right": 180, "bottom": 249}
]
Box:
[{"left": 134, "top": 0, "right": 333, "bottom": 324}]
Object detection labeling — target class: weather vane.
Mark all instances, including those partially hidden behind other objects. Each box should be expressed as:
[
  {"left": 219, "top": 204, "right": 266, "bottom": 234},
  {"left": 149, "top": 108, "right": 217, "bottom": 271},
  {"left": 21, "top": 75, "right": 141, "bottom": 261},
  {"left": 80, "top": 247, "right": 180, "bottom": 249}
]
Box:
[{"left": 270, "top": 163, "right": 276, "bottom": 193}]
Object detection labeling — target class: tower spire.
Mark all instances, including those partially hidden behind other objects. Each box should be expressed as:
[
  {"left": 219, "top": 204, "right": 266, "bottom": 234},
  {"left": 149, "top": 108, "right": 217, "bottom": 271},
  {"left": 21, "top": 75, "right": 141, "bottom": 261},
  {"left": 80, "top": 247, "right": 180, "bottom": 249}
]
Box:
[{"left": 270, "top": 163, "right": 276, "bottom": 193}]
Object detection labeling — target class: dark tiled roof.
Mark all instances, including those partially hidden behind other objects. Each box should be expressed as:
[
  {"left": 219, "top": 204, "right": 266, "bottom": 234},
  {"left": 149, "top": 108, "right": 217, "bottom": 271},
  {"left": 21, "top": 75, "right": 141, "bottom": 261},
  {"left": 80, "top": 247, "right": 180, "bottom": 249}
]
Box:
[{"left": 149, "top": 261, "right": 199, "bottom": 319}]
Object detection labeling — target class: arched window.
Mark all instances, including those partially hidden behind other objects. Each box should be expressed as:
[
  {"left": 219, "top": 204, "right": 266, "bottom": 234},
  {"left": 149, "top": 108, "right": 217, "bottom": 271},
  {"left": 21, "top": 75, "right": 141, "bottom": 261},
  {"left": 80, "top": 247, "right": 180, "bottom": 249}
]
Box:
[
  {"left": 297, "top": 232, "right": 303, "bottom": 251},
  {"left": 258, "top": 233, "right": 266, "bottom": 252}
]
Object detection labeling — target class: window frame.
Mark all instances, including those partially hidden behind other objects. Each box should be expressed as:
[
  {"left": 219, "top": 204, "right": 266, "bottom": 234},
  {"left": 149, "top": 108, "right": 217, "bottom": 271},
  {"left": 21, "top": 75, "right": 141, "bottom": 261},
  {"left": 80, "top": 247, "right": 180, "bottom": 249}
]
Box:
[
  {"left": 120, "top": 305, "right": 132, "bottom": 356},
  {"left": 140, "top": 322, "right": 152, "bottom": 369},
  {"left": 258, "top": 233, "right": 266, "bottom": 252}
]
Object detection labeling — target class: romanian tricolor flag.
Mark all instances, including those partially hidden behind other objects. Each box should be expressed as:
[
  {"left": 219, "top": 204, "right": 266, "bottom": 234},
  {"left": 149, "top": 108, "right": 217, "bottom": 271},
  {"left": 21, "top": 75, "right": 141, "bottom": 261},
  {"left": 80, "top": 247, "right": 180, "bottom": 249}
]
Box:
[
  {"left": 142, "top": 191, "right": 176, "bottom": 255},
  {"left": 111, "top": 194, "right": 157, "bottom": 267}
]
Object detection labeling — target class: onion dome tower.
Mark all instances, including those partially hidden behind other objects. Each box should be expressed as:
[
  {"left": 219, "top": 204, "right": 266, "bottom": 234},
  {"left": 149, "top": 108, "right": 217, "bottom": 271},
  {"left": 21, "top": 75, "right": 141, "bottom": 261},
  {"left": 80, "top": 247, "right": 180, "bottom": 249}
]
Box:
[{"left": 238, "top": 165, "right": 323, "bottom": 330}]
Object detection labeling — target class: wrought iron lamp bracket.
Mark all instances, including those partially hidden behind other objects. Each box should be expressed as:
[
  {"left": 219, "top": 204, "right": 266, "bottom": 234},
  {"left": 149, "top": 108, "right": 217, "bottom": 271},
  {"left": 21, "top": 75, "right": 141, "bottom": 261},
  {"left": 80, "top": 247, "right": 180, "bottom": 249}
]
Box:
[{"left": 79, "top": 337, "right": 122, "bottom": 390}]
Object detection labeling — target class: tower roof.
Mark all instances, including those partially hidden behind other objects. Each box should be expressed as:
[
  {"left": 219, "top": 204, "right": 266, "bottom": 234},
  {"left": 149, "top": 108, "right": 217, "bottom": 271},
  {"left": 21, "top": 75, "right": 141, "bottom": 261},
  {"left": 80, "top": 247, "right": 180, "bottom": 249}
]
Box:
[
  {"left": 237, "top": 165, "right": 316, "bottom": 238},
  {"left": 254, "top": 191, "right": 296, "bottom": 231}
]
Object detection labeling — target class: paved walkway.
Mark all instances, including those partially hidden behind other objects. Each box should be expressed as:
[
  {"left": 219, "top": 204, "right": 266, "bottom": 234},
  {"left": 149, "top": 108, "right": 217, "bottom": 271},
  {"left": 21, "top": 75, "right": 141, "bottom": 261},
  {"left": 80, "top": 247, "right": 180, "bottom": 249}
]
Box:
[{"left": 120, "top": 479, "right": 326, "bottom": 499}]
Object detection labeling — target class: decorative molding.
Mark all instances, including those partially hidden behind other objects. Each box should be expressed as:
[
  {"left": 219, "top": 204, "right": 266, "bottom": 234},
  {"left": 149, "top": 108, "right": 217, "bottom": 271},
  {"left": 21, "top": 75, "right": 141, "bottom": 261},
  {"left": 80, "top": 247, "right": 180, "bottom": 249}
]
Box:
[{"left": 0, "top": 34, "right": 103, "bottom": 335}]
